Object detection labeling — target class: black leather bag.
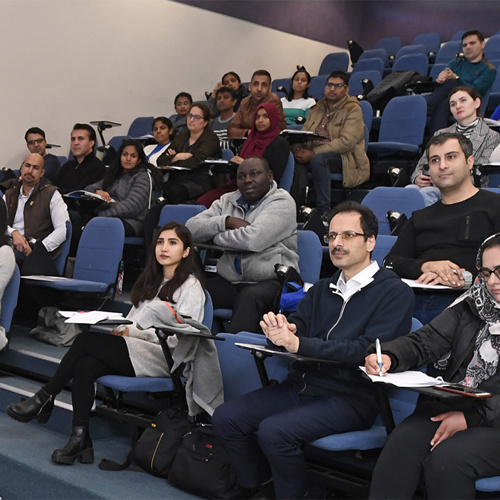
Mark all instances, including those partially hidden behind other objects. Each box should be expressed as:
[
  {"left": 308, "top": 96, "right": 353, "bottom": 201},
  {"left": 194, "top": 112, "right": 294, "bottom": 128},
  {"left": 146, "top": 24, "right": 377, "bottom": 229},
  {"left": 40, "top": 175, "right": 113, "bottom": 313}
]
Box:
[{"left": 168, "top": 425, "right": 243, "bottom": 499}]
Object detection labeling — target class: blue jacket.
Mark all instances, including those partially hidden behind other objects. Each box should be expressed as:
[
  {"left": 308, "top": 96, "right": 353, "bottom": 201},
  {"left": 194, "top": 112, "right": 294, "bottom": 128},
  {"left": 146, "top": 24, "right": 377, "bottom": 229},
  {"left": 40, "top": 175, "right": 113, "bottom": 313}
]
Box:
[{"left": 286, "top": 267, "right": 415, "bottom": 419}]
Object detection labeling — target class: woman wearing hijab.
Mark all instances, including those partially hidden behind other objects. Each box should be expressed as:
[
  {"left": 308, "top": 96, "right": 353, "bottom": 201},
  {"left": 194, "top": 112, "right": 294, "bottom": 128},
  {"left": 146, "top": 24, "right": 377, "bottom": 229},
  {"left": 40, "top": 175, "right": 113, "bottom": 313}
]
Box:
[
  {"left": 198, "top": 102, "right": 289, "bottom": 207},
  {"left": 365, "top": 233, "right": 500, "bottom": 499}
]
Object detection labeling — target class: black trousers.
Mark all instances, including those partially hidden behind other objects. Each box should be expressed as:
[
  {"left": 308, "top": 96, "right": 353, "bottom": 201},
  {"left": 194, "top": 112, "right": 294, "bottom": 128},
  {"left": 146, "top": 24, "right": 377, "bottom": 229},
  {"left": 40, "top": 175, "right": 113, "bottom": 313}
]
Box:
[
  {"left": 369, "top": 400, "right": 500, "bottom": 499},
  {"left": 207, "top": 275, "right": 281, "bottom": 334},
  {"left": 44, "top": 332, "right": 135, "bottom": 427},
  {"left": 425, "top": 79, "right": 459, "bottom": 137}
]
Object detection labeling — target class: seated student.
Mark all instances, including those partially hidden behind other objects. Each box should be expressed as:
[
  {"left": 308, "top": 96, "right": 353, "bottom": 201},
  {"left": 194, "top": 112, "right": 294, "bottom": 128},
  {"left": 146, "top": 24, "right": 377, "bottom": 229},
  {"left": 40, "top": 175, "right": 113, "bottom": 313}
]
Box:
[
  {"left": 56, "top": 124, "right": 105, "bottom": 195},
  {"left": 157, "top": 103, "right": 222, "bottom": 204},
  {"left": 25, "top": 127, "right": 61, "bottom": 183},
  {"left": 212, "top": 201, "right": 415, "bottom": 499},
  {"left": 4, "top": 153, "right": 69, "bottom": 276},
  {"left": 228, "top": 69, "right": 287, "bottom": 138},
  {"left": 366, "top": 233, "right": 500, "bottom": 500},
  {"left": 169, "top": 92, "right": 192, "bottom": 136},
  {"left": 6, "top": 222, "right": 206, "bottom": 465},
  {"left": 385, "top": 133, "right": 500, "bottom": 324},
  {"left": 186, "top": 157, "right": 298, "bottom": 334},
  {"left": 207, "top": 71, "right": 249, "bottom": 116},
  {"left": 199, "top": 102, "right": 290, "bottom": 207},
  {"left": 84, "top": 139, "right": 162, "bottom": 236},
  {"left": 409, "top": 86, "right": 500, "bottom": 205},
  {"left": 143, "top": 116, "right": 173, "bottom": 167},
  {"left": 281, "top": 66, "right": 316, "bottom": 125},
  {"left": 0, "top": 199, "right": 15, "bottom": 351},
  {"left": 209, "top": 86, "right": 237, "bottom": 149}
]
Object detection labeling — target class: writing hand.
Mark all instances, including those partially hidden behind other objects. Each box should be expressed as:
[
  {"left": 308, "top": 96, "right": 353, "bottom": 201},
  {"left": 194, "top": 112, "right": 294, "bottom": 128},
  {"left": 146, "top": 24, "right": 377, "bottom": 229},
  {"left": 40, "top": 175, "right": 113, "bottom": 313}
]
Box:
[{"left": 365, "top": 353, "right": 391, "bottom": 376}]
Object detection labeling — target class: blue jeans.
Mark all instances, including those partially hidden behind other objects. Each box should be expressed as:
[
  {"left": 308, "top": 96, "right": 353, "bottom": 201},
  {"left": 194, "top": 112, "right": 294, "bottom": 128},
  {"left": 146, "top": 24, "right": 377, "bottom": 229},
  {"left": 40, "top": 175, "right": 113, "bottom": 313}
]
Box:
[
  {"left": 212, "top": 381, "right": 371, "bottom": 499},
  {"left": 307, "top": 152, "right": 342, "bottom": 216}
]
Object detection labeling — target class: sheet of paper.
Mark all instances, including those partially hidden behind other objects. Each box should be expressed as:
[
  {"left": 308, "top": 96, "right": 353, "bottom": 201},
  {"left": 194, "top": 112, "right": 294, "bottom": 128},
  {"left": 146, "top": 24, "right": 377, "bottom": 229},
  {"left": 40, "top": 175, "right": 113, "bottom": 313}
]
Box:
[
  {"left": 63, "top": 311, "right": 125, "bottom": 324},
  {"left": 359, "top": 367, "right": 445, "bottom": 387},
  {"left": 22, "top": 275, "right": 71, "bottom": 282},
  {"left": 401, "top": 278, "right": 453, "bottom": 290}
]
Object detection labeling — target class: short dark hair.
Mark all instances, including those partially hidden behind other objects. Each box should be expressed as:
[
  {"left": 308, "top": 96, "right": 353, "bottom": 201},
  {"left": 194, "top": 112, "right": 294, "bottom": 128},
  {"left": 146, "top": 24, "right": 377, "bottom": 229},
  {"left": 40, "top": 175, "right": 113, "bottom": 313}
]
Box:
[
  {"left": 251, "top": 69, "right": 272, "bottom": 84},
  {"left": 462, "top": 30, "right": 485, "bottom": 43},
  {"left": 328, "top": 200, "right": 378, "bottom": 239},
  {"left": 216, "top": 86, "right": 237, "bottom": 100},
  {"left": 153, "top": 116, "right": 173, "bottom": 129},
  {"left": 72, "top": 123, "right": 96, "bottom": 144},
  {"left": 327, "top": 70, "right": 349, "bottom": 86},
  {"left": 222, "top": 71, "right": 241, "bottom": 84},
  {"left": 190, "top": 102, "right": 211, "bottom": 122},
  {"left": 239, "top": 156, "right": 271, "bottom": 172},
  {"left": 426, "top": 132, "right": 473, "bottom": 159},
  {"left": 25, "top": 127, "right": 46, "bottom": 142},
  {"left": 174, "top": 92, "right": 193, "bottom": 105}
]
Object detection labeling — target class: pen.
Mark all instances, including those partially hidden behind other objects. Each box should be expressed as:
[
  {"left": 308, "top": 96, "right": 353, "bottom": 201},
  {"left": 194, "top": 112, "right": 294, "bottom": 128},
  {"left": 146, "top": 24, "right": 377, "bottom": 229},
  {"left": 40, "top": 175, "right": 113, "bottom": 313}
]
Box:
[{"left": 376, "top": 338, "right": 383, "bottom": 377}]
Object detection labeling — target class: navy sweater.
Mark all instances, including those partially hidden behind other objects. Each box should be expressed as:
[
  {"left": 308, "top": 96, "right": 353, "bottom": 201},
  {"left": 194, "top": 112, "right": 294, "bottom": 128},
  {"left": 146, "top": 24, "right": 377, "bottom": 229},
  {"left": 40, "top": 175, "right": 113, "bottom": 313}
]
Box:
[{"left": 286, "top": 267, "right": 415, "bottom": 419}]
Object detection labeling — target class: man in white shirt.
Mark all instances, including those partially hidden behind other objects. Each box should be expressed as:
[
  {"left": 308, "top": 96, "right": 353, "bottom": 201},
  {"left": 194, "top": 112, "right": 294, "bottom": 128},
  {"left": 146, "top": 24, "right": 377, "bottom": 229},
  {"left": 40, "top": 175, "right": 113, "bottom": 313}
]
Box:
[
  {"left": 212, "top": 200, "right": 415, "bottom": 499},
  {"left": 4, "top": 153, "right": 69, "bottom": 275}
]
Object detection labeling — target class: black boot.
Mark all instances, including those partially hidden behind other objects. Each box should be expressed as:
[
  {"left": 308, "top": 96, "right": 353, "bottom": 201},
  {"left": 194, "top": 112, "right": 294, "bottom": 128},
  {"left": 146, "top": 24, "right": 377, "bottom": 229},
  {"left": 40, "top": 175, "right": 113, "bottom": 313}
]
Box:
[
  {"left": 51, "top": 426, "right": 94, "bottom": 465},
  {"left": 6, "top": 389, "right": 54, "bottom": 423}
]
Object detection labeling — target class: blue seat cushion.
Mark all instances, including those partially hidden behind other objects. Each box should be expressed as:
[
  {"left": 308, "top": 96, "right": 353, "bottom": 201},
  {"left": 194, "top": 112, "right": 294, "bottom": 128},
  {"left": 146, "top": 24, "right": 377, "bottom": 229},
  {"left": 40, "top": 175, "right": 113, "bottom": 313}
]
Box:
[
  {"left": 309, "top": 425, "right": 388, "bottom": 451},
  {"left": 97, "top": 375, "right": 177, "bottom": 393},
  {"left": 476, "top": 476, "right": 500, "bottom": 492}
]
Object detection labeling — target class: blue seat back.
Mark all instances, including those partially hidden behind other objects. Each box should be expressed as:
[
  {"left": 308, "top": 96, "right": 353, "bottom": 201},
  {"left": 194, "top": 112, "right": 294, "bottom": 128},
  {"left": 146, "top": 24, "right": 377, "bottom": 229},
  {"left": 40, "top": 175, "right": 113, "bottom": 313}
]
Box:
[
  {"left": 378, "top": 95, "right": 427, "bottom": 148},
  {"left": 434, "top": 40, "right": 462, "bottom": 64},
  {"left": 358, "top": 49, "right": 389, "bottom": 67},
  {"left": 272, "top": 78, "right": 292, "bottom": 97},
  {"left": 485, "top": 36, "right": 500, "bottom": 62},
  {"left": 158, "top": 204, "right": 206, "bottom": 227},
  {"left": 451, "top": 30, "right": 466, "bottom": 41},
  {"left": 429, "top": 63, "right": 447, "bottom": 81},
  {"left": 372, "top": 234, "right": 397, "bottom": 267},
  {"left": 297, "top": 230, "right": 322, "bottom": 284},
  {"left": 221, "top": 148, "right": 233, "bottom": 161},
  {"left": 127, "top": 116, "right": 155, "bottom": 138},
  {"left": 412, "top": 33, "right": 441, "bottom": 54},
  {"left": 374, "top": 37, "right": 402, "bottom": 59},
  {"left": 392, "top": 54, "right": 429, "bottom": 75},
  {"left": 308, "top": 75, "right": 328, "bottom": 100},
  {"left": 362, "top": 187, "right": 425, "bottom": 235},
  {"left": 318, "top": 52, "right": 349, "bottom": 75},
  {"left": 73, "top": 217, "right": 125, "bottom": 286},
  {"left": 348, "top": 70, "right": 382, "bottom": 97},
  {"left": 395, "top": 44, "right": 427, "bottom": 60},
  {"left": 107, "top": 135, "right": 132, "bottom": 151},
  {"left": 54, "top": 220, "right": 72, "bottom": 276},
  {"left": 216, "top": 331, "right": 289, "bottom": 401},
  {"left": 0, "top": 265, "right": 20, "bottom": 333},
  {"left": 360, "top": 100, "right": 373, "bottom": 151},
  {"left": 278, "top": 153, "right": 295, "bottom": 192},
  {"left": 351, "top": 58, "right": 384, "bottom": 77}
]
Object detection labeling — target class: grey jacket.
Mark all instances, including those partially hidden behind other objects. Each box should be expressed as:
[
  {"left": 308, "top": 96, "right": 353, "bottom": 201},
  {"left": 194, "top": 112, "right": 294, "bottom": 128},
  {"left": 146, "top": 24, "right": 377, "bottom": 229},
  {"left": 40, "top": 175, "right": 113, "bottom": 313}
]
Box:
[
  {"left": 186, "top": 181, "right": 299, "bottom": 283},
  {"left": 411, "top": 119, "right": 500, "bottom": 183},
  {"left": 86, "top": 167, "right": 153, "bottom": 235}
]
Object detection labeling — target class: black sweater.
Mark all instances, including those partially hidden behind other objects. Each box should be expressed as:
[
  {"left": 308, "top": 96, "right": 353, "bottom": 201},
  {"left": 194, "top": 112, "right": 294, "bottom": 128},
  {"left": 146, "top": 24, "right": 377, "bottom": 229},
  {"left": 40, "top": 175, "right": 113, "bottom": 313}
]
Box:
[{"left": 385, "top": 189, "right": 500, "bottom": 279}]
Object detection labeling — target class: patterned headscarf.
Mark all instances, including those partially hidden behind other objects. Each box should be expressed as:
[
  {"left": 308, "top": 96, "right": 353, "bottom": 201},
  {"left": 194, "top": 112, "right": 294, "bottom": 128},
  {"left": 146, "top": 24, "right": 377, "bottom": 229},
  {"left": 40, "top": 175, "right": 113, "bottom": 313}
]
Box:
[{"left": 461, "top": 233, "right": 500, "bottom": 387}]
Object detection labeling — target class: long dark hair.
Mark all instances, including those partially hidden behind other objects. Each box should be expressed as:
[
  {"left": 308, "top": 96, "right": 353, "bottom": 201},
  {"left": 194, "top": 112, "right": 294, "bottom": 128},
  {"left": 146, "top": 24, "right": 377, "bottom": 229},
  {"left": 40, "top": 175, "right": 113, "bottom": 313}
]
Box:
[
  {"left": 130, "top": 222, "right": 203, "bottom": 307},
  {"left": 285, "top": 66, "right": 312, "bottom": 101},
  {"left": 102, "top": 139, "right": 162, "bottom": 191},
  {"left": 0, "top": 199, "right": 8, "bottom": 247}
]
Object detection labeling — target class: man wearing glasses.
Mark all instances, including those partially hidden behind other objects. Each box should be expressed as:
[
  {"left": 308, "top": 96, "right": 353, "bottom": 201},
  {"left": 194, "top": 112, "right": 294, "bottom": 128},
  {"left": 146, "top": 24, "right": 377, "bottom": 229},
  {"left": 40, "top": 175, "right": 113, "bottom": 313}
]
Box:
[
  {"left": 213, "top": 200, "right": 414, "bottom": 499},
  {"left": 25, "top": 127, "right": 61, "bottom": 182},
  {"left": 385, "top": 133, "right": 500, "bottom": 324},
  {"left": 294, "top": 71, "right": 369, "bottom": 222}
]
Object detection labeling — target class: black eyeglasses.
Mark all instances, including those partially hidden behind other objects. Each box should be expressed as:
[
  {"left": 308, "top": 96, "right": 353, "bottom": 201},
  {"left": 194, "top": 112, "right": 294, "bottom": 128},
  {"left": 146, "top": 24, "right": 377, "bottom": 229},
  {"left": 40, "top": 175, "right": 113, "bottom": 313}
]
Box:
[
  {"left": 27, "top": 139, "right": 44, "bottom": 145},
  {"left": 479, "top": 266, "right": 500, "bottom": 280},
  {"left": 323, "top": 231, "right": 365, "bottom": 243},
  {"left": 325, "top": 83, "right": 347, "bottom": 89}
]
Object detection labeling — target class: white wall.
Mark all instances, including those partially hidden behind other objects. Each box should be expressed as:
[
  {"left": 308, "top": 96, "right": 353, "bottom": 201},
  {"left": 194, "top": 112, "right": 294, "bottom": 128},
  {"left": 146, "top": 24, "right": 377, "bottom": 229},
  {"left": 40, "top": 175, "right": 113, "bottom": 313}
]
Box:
[{"left": 0, "top": 0, "right": 344, "bottom": 169}]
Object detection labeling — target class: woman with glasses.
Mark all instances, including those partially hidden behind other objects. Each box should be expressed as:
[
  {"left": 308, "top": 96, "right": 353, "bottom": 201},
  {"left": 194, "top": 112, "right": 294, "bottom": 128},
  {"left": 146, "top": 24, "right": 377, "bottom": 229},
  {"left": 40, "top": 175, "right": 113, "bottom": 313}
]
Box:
[
  {"left": 157, "top": 103, "right": 222, "bottom": 204},
  {"left": 366, "top": 233, "right": 500, "bottom": 499}
]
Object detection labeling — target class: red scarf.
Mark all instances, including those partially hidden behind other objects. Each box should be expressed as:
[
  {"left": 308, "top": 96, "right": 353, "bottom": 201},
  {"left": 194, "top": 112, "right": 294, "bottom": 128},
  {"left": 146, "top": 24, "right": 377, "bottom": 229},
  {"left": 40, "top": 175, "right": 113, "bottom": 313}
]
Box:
[{"left": 240, "top": 102, "right": 281, "bottom": 158}]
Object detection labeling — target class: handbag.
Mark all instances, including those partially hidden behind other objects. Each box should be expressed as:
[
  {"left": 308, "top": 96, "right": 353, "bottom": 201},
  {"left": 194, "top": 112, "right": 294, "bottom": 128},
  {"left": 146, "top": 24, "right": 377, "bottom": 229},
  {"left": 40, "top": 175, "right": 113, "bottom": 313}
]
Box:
[
  {"left": 30, "top": 306, "right": 86, "bottom": 346},
  {"left": 168, "top": 425, "right": 243, "bottom": 499}
]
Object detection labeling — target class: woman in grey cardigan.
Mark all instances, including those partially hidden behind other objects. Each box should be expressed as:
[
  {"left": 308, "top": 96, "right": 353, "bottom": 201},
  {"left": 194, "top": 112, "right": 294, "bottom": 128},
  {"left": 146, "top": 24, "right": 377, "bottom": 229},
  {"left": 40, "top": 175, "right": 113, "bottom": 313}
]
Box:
[{"left": 86, "top": 139, "right": 162, "bottom": 236}]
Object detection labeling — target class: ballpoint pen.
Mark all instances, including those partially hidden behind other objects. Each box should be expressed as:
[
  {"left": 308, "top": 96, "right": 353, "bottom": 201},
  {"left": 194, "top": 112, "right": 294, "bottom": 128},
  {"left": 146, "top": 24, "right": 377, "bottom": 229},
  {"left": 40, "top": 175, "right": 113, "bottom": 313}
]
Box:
[{"left": 376, "top": 338, "right": 383, "bottom": 377}]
